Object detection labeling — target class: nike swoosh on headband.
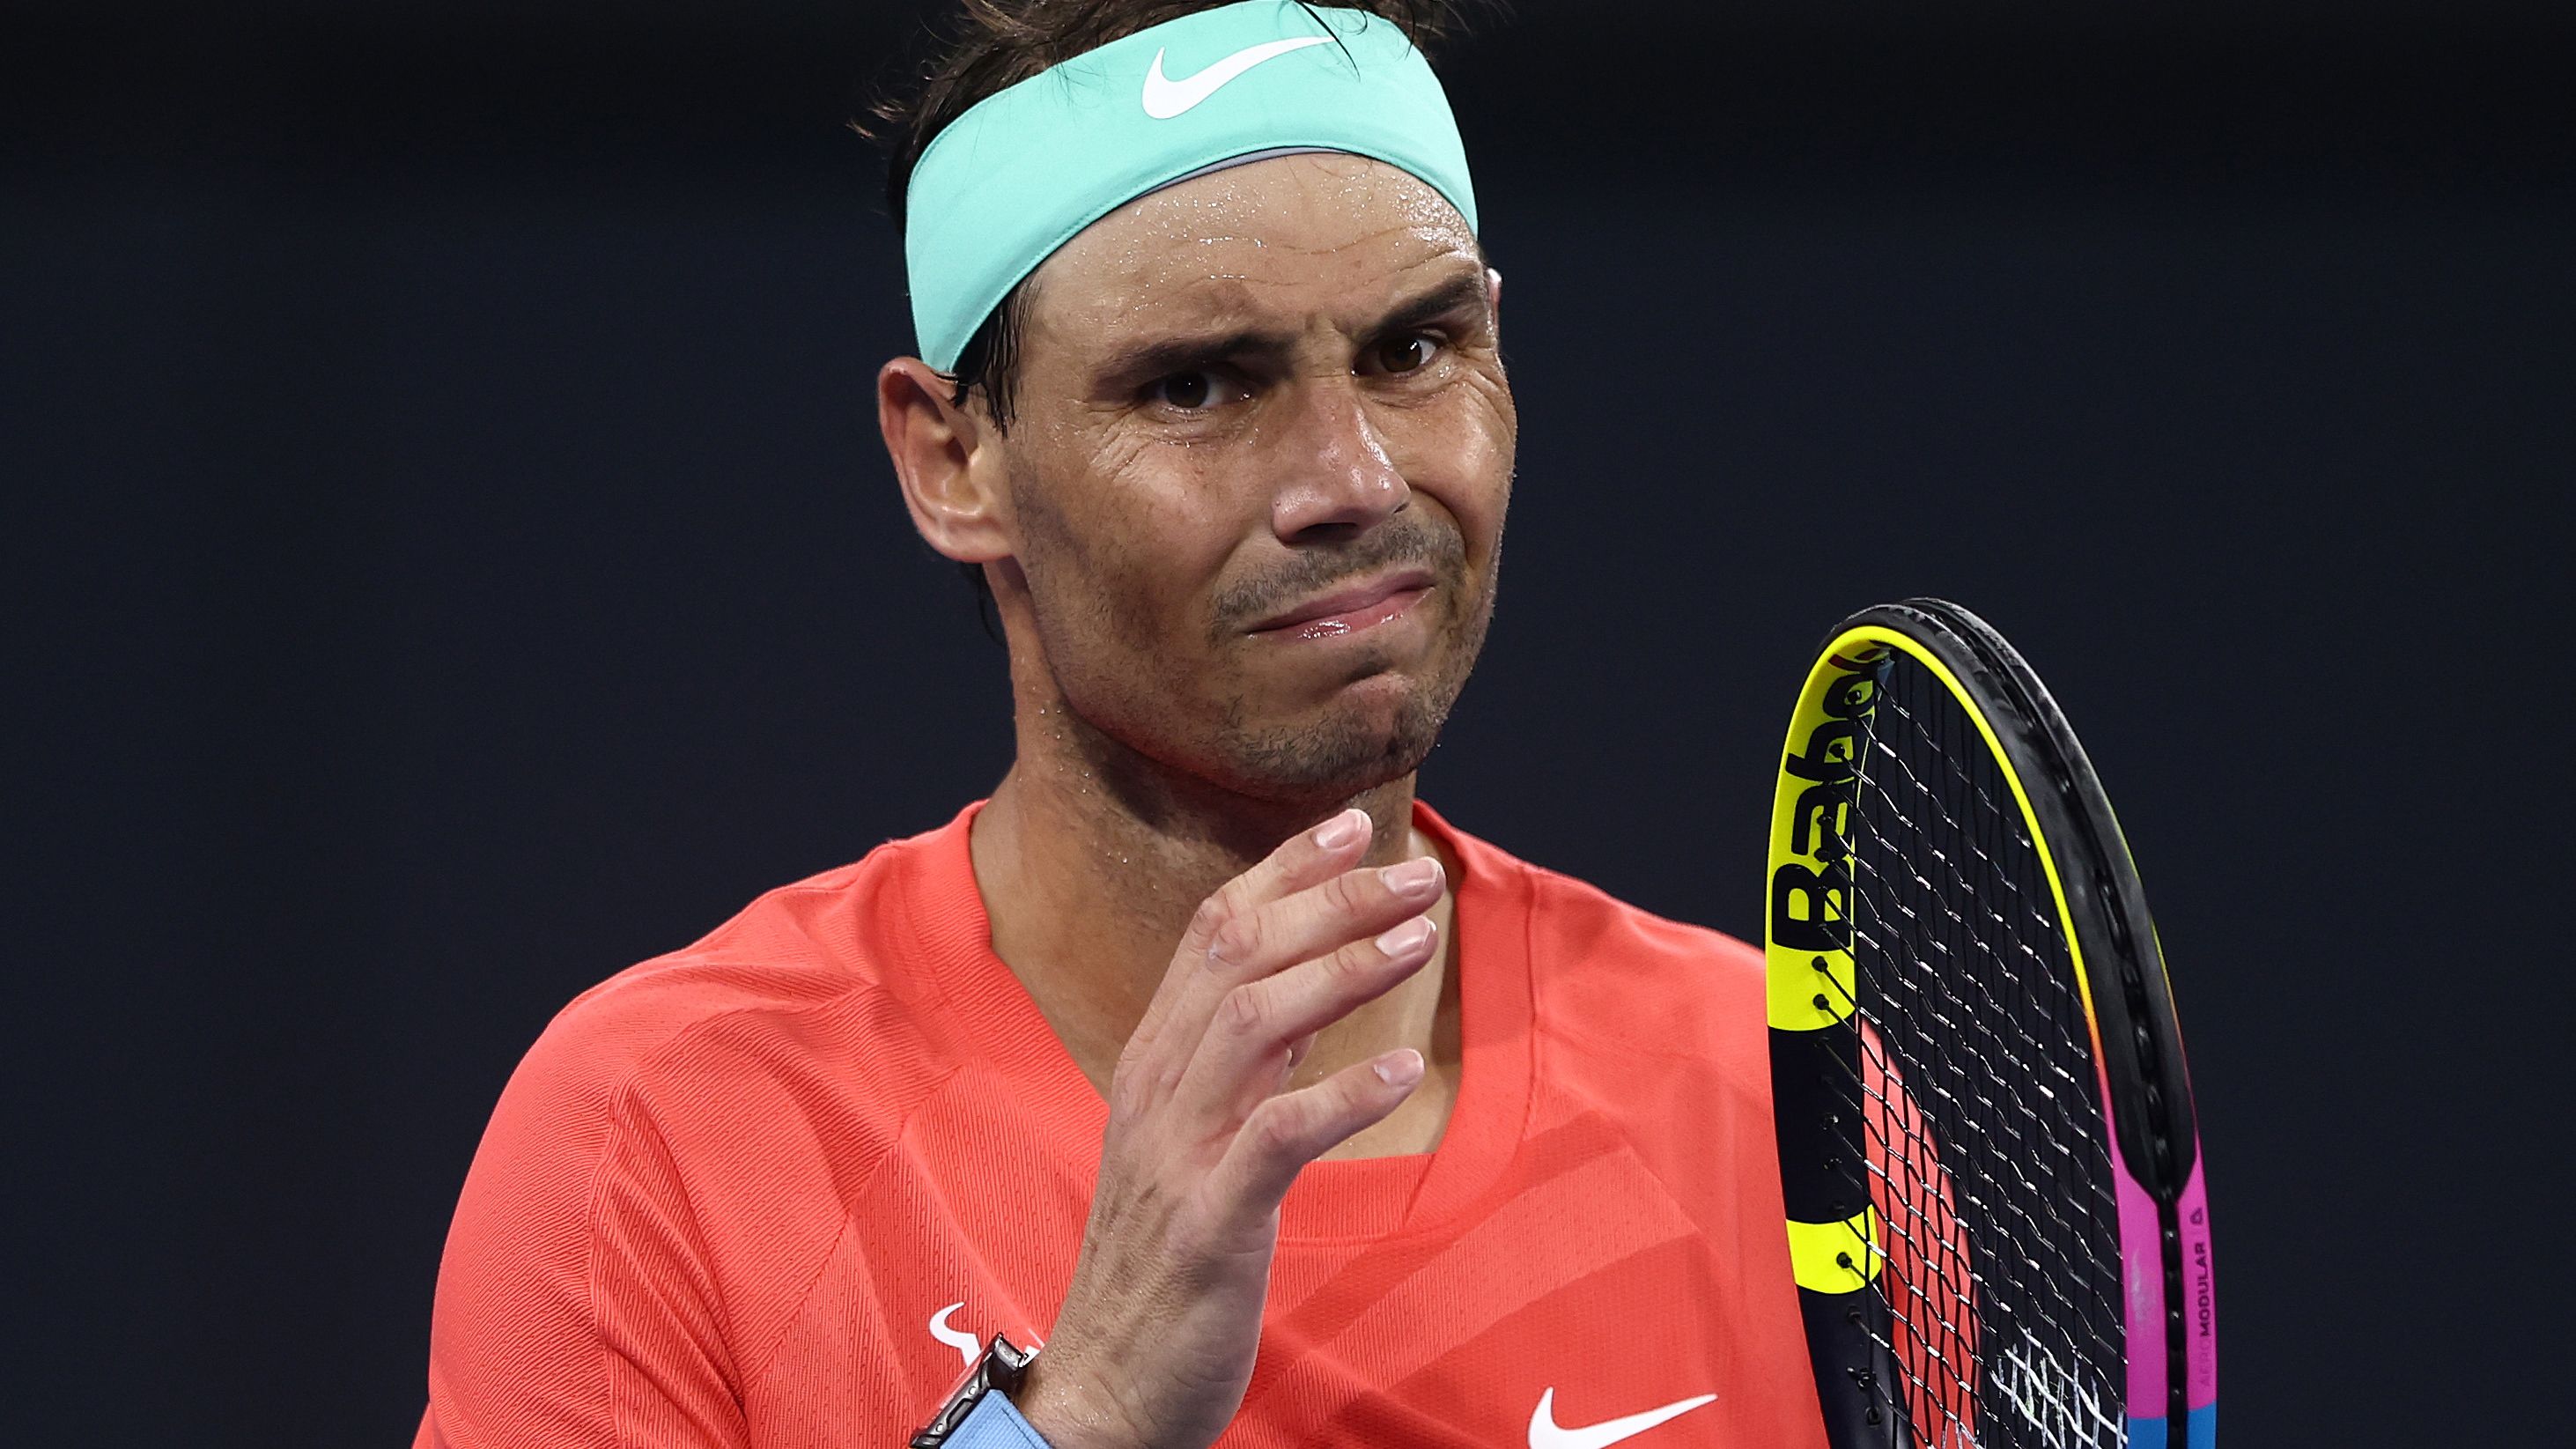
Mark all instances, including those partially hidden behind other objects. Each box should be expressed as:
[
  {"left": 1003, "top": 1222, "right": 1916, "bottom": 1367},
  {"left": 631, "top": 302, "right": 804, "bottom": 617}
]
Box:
[
  {"left": 904, "top": 1, "right": 1477, "bottom": 372},
  {"left": 1141, "top": 34, "right": 1337, "bottom": 118}
]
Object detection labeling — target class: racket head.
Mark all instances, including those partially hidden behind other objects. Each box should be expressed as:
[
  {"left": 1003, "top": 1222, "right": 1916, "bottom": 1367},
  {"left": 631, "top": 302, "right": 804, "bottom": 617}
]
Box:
[{"left": 1763, "top": 599, "right": 2214, "bottom": 1449}]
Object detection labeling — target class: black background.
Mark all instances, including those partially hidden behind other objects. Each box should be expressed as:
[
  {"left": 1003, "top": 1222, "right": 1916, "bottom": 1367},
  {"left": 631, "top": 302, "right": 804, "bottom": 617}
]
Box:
[{"left": 8, "top": 1, "right": 2569, "bottom": 1443}]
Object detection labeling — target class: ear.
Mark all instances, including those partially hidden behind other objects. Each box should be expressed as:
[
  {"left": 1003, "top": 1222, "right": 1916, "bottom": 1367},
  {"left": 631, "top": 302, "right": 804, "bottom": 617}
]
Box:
[
  {"left": 1486, "top": 266, "right": 1503, "bottom": 336},
  {"left": 878, "top": 357, "right": 1013, "bottom": 572}
]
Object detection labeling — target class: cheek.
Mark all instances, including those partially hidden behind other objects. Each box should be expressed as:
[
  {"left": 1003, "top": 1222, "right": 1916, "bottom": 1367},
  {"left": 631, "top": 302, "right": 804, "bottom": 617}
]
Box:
[
  {"left": 1391, "top": 377, "right": 1516, "bottom": 548},
  {"left": 1018, "top": 443, "right": 1244, "bottom": 650}
]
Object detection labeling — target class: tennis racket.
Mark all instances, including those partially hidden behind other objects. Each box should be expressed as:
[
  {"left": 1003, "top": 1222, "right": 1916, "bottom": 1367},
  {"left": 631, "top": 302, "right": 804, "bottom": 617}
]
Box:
[{"left": 1764, "top": 598, "right": 2215, "bottom": 1449}]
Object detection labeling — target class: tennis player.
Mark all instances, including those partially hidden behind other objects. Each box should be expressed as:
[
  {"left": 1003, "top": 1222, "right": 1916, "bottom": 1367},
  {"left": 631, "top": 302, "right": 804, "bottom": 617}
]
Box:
[{"left": 417, "top": 4, "right": 1823, "bottom": 1446}]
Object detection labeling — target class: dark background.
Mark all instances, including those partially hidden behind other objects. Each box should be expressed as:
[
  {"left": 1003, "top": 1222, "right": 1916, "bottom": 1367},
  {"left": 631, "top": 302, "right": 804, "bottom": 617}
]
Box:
[{"left": 8, "top": 0, "right": 2569, "bottom": 1442}]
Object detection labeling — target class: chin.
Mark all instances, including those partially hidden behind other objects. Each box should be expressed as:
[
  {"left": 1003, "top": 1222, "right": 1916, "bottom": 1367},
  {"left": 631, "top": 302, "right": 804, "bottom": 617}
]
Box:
[{"left": 1217, "top": 676, "right": 1449, "bottom": 800}]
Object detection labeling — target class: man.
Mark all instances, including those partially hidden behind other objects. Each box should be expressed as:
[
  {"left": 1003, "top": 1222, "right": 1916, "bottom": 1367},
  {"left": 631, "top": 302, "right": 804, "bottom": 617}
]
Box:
[{"left": 418, "top": 4, "right": 1821, "bottom": 1445}]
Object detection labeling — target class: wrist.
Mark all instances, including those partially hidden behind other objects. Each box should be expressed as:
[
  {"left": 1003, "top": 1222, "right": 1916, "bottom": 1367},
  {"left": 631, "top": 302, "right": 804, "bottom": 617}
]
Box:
[
  {"left": 1012, "top": 1349, "right": 1148, "bottom": 1449},
  {"left": 912, "top": 1334, "right": 1038, "bottom": 1449}
]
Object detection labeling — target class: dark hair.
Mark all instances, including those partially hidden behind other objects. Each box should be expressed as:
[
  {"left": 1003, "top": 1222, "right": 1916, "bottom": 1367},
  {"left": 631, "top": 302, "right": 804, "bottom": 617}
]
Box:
[{"left": 854, "top": 0, "right": 1486, "bottom": 634}]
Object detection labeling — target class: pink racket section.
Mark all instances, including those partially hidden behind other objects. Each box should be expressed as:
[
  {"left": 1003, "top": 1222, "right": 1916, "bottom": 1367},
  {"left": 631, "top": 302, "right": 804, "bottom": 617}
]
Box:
[
  {"left": 2176, "top": 1157, "right": 2217, "bottom": 1439},
  {"left": 2110, "top": 1127, "right": 2217, "bottom": 1447}
]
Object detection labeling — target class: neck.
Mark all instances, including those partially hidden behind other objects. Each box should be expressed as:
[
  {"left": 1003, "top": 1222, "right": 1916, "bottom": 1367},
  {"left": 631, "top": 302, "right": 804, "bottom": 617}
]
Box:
[{"left": 967, "top": 637, "right": 1460, "bottom": 1157}]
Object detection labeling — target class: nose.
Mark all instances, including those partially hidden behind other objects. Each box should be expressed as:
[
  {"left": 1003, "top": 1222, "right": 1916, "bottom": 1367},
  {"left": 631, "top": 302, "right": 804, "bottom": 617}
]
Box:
[{"left": 1268, "top": 375, "right": 1407, "bottom": 542}]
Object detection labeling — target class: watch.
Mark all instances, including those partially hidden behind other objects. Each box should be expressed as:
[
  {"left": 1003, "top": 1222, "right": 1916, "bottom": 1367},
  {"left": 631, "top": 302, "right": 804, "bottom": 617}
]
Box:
[{"left": 909, "top": 1333, "right": 1037, "bottom": 1449}]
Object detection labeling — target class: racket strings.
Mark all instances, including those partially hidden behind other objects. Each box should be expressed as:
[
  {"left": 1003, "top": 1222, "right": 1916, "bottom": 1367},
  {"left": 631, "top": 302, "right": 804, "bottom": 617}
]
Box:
[{"left": 1820, "top": 658, "right": 2126, "bottom": 1449}]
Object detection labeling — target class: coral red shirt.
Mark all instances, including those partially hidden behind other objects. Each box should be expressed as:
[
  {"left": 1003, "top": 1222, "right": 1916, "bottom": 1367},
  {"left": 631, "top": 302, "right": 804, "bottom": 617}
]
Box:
[{"left": 417, "top": 799, "right": 1826, "bottom": 1448}]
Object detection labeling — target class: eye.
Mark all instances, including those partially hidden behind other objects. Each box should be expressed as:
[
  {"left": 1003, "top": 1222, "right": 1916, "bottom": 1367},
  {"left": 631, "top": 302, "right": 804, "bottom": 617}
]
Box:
[
  {"left": 1148, "top": 369, "right": 1225, "bottom": 411},
  {"left": 1369, "top": 332, "right": 1442, "bottom": 375}
]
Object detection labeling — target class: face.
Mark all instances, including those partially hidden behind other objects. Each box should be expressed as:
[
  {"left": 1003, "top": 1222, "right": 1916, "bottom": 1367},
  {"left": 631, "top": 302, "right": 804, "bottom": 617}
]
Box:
[{"left": 985, "top": 152, "right": 1516, "bottom": 805}]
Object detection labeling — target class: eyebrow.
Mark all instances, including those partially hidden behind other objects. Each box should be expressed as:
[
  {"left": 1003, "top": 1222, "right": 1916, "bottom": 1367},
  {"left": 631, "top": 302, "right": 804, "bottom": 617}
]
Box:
[
  {"left": 1372, "top": 270, "right": 1491, "bottom": 342},
  {"left": 1089, "top": 268, "right": 1491, "bottom": 390}
]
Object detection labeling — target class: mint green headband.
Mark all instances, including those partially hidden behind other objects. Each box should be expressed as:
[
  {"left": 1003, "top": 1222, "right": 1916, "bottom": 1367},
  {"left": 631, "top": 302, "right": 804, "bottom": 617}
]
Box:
[{"left": 903, "top": 1, "right": 1480, "bottom": 373}]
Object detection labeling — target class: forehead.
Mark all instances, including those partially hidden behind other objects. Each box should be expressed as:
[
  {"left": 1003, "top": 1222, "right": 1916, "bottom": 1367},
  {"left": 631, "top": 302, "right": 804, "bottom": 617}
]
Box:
[{"left": 1026, "top": 152, "right": 1480, "bottom": 343}]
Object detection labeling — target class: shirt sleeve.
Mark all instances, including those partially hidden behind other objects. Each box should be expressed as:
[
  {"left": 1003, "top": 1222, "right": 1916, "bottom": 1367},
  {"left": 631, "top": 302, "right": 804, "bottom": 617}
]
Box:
[
  {"left": 420, "top": 1013, "right": 751, "bottom": 1449},
  {"left": 948, "top": 1394, "right": 1052, "bottom": 1449}
]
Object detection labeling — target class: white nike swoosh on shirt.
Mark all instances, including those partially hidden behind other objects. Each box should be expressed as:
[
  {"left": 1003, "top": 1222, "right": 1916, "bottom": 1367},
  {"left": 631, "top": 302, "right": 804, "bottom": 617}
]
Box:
[
  {"left": 1140, "top": 35, "right": 1336, "bottom": 119},
  {"left": 1529, "top": 1387, "right": 1718, "bottom": 1449}
]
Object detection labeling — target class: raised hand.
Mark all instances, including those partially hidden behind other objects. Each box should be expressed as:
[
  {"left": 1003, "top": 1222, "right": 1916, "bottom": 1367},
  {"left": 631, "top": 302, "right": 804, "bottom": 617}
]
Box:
[{"left": 1012, "top": 808, "right": 1443, "bottom": 1449}]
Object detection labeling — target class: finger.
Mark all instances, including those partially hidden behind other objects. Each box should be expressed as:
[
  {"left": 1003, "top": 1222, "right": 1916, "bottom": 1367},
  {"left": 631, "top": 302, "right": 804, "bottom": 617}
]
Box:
[
  {"left": 1201, "top": 852, "right": 1444, "bottom": 991},
  {"left": 1119, "top": 808, "right": 1375, "bottom": 1080},
  {"left": 1140, "top": 853, "right": 1442, "bottom": 1112},
  {"left": 1177, "top": 915, "right": 1438, "bottom": 1122},
  {"left": 1177, "top": 808, "right": 1379, "bottom": 959},
  {"left": 1206, "top": 1050, "right": 1426, "bottom": 1216}
]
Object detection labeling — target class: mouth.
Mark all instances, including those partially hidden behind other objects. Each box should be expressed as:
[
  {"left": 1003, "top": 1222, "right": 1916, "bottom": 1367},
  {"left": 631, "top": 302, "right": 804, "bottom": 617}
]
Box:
[{"left": 1246, "top": 566, "right": 1436, "bottom": 640}]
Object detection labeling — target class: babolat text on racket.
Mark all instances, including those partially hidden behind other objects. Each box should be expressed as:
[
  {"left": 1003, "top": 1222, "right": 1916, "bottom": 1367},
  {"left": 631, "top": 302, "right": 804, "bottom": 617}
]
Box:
[{"left": 1765, "top": 598, "right": 2214, "bottom": 1448}]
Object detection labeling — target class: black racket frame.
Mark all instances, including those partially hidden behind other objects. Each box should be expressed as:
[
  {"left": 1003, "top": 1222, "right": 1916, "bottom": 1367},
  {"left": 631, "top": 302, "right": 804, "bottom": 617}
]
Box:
[{"left": 1769, "top": 597, "right": 2200, "bottom": 1449}]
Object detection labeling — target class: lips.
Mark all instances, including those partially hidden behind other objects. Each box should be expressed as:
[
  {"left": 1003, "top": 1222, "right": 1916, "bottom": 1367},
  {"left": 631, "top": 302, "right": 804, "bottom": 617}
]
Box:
[{"left": 1248, "top": 567, "right": 1436, "bottom": 633}]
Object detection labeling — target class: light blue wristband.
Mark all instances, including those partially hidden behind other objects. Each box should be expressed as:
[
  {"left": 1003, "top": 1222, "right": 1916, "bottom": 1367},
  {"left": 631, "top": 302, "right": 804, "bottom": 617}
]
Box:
[{"left": 947, "top": 1390, "right": 1052, "bottom": 1449}]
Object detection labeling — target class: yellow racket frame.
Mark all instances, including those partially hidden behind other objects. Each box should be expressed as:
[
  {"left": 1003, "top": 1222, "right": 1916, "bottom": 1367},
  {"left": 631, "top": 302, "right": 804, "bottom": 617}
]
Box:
[
  {"left": 1763, "top": 601, "right": 2212, "bottom": 1449},
  {"left": 1763, "top": 622, "right": 2107, "bottom": 1293}
]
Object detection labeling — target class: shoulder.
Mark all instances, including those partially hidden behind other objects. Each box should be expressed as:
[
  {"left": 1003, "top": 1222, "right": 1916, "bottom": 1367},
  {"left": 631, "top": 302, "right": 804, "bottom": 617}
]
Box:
[
  {"left": 1423, "top": 802, "right": 1765, "bottom": 1062},
  {"left": 524, "top": 858, "right": 916, "bottom": 1120},
  {"left": 530, "top": 797, "right": 995, "bottom": 1119},
  {"left": 450, "top": 848, "right": 912, "bottom": 1216},
  {"left": 430, "top": 833, "right": 966, "bottom": 1419},
  {"left": 493, "top": 827, "right": 979, "bottom": 1194},
  {"left": 1513, "top": 854, "right": 1763, "bottom": 979},
  {"left": 1518, "top": 857, "right": 1765, "bottom": 1050}
]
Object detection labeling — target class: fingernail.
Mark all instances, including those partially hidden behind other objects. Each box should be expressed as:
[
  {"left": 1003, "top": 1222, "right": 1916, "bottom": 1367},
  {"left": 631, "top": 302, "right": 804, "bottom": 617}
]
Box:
[
  {"left": 1373, "top": 1049, "right": 1425, "bottom": 1087},
  {"left": 1379, "top": 857, "right": 1441, "bottom": 896},
  {"left": 1311, "top": 809, "right": 1366, "bottom": 851},
  {"left": 1376, "top": 916, "right": 1434, "bottom": 956}
]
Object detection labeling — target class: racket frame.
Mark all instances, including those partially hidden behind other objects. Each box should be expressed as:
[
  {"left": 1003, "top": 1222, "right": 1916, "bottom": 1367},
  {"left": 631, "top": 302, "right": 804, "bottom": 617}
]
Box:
[{"left": 1764, "top": 598, "right": 2214, "bottom": 1449}]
